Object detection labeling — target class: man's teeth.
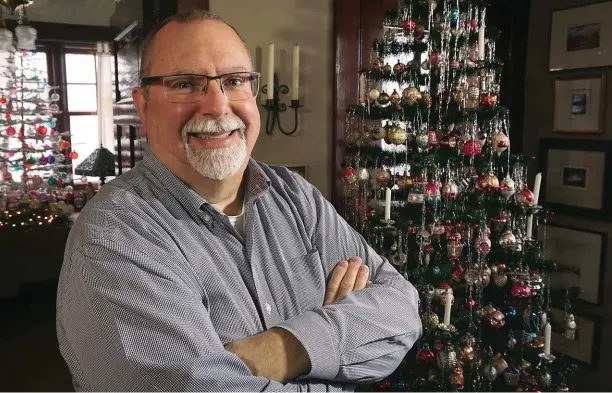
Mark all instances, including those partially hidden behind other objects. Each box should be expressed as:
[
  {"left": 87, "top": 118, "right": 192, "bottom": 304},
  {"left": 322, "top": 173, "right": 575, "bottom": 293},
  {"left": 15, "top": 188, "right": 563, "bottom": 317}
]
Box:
[{"left": 191, "top": 131, "right": 233, "bottom": 139}]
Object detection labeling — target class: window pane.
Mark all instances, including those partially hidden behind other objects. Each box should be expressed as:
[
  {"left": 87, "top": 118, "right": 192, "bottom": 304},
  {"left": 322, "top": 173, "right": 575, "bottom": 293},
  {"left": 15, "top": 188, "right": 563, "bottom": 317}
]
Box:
[
  {"left": 65, "top": 53, "right": 96, "bottom": 83},
  {"left": 69, "top": 115, "right": 99, "bottom": 177},
  {"left": 67, "top": 84, "right": 97, "bottom": 112}
]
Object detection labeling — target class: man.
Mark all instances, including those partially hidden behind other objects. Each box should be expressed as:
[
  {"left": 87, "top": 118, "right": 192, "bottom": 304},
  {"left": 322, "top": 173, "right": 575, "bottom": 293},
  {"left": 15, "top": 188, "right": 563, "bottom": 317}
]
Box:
[{"left": 56, "top": 9, "right": 422, "bottom": 392}]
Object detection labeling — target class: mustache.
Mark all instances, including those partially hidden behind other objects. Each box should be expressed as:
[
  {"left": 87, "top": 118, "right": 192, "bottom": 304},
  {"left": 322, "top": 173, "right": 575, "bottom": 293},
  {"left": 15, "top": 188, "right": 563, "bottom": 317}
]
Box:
[{"left": 182, "top": 115, "right": 246, "bottom": 136}]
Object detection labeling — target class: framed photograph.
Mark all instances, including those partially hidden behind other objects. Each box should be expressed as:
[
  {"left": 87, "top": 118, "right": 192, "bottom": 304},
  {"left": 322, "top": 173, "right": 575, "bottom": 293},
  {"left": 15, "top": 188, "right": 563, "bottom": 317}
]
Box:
[
  {"left": 539, "top": 138, "right": 612, "bottom": 220},
  {"left": 549, "top": 1, "right": 612, "bottom": 71},
  {"left": 548, "top": 308, "right": 602, "bottom": 370},
  {"left": 284, "top": 164, "right": 308, "bottom": 180},
  {"left": 553, "top": 76, "right": 606, "bottom": 134},
  {"left": 539, "top": 224, "right": 606, "bottom": 304}
]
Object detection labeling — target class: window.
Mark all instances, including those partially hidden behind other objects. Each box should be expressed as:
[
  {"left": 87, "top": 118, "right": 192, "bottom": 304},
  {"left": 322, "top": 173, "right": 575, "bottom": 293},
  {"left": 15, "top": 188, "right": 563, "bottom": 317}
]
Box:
[{"left": 36, "top": 43, "right": 114, "bottom": 186}]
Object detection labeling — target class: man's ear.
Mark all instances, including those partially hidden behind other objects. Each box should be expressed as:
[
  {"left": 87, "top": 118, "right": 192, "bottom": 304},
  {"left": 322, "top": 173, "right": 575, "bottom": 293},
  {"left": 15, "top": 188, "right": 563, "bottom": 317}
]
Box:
[{"left": 132, "top": 87, "right": 148, "bottom": 135}]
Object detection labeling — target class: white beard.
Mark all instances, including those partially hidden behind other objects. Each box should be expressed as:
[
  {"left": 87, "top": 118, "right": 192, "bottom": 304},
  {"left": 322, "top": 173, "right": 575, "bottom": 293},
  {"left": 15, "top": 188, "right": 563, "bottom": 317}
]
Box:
[{"left": 185, "top": 132, "right": 247, "bottom": 180}]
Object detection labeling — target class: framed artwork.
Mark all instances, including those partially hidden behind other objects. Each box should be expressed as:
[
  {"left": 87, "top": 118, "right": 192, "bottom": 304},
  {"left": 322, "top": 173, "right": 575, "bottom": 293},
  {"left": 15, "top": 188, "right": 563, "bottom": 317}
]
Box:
[
  {"left": 539, "top": 138, "right": 612, "bottom": 220},
  {"left": 539, "top": 224, "right": 606, "bottom": 304},
  {"left": 284, "top": 164, "right": 308, "bottom": 180},
  {"left": 553, "top": 76, "right": 606, "bottom": 133},
  {"left": 549, "top": 1, "right": 612, "bottom": 71},
  {"left": 548, "top": 308, "right": 602, "bottom": 370}
]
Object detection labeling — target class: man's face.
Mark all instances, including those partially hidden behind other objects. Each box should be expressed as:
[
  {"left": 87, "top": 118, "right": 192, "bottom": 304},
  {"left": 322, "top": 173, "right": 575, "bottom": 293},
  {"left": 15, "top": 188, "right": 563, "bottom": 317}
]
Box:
[{"left": 133, "top": 20, "right": 260, "bottom": 181}]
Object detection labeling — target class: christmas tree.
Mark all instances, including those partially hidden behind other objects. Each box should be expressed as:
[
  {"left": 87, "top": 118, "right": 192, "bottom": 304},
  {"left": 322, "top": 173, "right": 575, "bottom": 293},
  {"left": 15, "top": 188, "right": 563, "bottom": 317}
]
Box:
[
  {"left": 0, "top": 20, "right": 78, "bottom": 229},
  {"left": 341, "top": 0, "right": 579, "bottom": 391}
]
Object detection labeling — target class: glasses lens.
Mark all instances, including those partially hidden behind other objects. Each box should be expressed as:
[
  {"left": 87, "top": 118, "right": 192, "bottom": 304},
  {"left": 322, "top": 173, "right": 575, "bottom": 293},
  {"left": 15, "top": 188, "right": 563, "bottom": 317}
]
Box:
[
  {"left": 221, "top": 73, "right": 259, "bottom": 101},
  {"left": 162, "top": 75, "right": 207, "bottom": 103}
]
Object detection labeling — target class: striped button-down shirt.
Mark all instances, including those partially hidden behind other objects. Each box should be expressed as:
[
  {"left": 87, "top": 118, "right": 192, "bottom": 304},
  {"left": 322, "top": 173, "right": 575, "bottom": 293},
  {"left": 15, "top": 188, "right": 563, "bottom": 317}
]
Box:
[{"left": 56, "top": 146, "right": 422, "bottom": 391}]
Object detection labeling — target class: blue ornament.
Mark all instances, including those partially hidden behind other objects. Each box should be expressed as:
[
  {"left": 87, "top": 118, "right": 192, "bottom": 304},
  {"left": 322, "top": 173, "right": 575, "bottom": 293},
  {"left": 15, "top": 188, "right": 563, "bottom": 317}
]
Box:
[
  {"left": 46, "top": 119, "right": 56, "bottom": 128},
  {"left": 450, "top": 8, "right": 460, "bottom": 24},
  {"left": 502, "top": 305, "right": 517, "bottom": 319},
  {"left": 46, "top": 155, "right": 56, "bottom": 164}
]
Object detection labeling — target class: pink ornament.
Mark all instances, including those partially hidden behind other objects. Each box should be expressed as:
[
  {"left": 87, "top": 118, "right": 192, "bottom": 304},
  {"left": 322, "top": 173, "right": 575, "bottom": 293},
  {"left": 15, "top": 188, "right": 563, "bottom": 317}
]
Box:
[
  {"left": 517, "top": 187, "right": 536, "bottom": 210},
  {"left": 430, "top": 51, "right": 441, "bottom": 67},
  {"left": 343, "top": 167, "right": 358, "bottom": 184},
  {"left": 462, "top": 139, "right": 482, "bottom": 156},
  {"left": 403, "top": 19, "right": 416, "bottom": 32},
  {"left": 511, "top": 282, "right": 532, "bottom": 298}
]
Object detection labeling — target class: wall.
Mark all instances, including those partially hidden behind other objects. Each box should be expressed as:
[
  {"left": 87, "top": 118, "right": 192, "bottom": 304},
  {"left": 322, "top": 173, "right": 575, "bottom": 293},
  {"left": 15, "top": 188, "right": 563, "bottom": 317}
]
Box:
[
  {"left": 6, "top": 0, "right": 117, "bottom": 26},
  {"left": 523, "top": 0, "right": 612, "bottom": 390},
  {"left": 210, "top": 0, "right": 333, "bottom": 199}
]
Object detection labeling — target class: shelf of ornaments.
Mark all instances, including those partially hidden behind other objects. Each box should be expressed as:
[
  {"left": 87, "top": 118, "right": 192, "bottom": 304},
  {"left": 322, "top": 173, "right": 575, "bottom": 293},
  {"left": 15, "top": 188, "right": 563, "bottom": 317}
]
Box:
[{"left": 0, "top": 128, "right": 69, "bottom": 139}]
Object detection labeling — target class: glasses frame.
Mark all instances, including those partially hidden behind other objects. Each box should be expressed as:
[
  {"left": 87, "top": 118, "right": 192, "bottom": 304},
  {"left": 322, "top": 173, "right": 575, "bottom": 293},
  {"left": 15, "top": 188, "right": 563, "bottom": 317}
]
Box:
[{"left": 140, "top": 71, "right": 261, "bottom": 102}]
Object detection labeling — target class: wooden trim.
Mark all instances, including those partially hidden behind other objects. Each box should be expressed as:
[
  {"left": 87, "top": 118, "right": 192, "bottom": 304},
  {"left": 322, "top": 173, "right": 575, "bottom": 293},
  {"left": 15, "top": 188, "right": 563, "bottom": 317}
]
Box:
[
  {"left": 6, "top": 21, "right": 119, "bottom": 43},
  {"left": 177, "top": 0, "right": 210, "bottom": 12},
  {"left": 332, "top": 0, "right": 361, "bottom": 210}
]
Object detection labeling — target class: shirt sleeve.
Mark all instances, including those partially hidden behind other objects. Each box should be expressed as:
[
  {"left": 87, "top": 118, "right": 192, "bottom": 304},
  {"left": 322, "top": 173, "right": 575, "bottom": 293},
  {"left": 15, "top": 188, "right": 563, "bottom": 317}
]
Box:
[
  {"left": 57, "top": 209, "right": 345, "bottom": 392},
  {"left": 276, "top": 176, "right": 423, "bottom": 384}
]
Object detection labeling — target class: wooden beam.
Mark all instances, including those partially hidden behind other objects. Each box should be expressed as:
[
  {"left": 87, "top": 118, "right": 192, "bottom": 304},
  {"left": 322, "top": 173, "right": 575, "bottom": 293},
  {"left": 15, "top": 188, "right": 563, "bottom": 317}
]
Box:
[{"left": 332, "top": 0, "right": 361, "bottom": 210}]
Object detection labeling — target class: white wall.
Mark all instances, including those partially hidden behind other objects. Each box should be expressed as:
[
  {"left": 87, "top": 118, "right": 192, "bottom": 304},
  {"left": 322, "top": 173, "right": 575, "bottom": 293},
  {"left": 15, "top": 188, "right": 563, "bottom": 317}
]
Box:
[{"left": 210, "top": 0, "right": 333, "bottom": 199}]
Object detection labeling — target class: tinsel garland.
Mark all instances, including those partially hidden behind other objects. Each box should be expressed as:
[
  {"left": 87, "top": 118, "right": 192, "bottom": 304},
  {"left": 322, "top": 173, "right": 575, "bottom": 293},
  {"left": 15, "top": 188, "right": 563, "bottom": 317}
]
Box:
[{"left": 347, "top": 103, "right": 508, "bottom": 124}]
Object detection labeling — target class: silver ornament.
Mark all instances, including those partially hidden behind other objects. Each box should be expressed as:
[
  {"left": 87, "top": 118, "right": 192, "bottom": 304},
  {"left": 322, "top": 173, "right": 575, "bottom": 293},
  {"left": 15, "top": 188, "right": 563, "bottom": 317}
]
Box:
[
  {"left": 499, "top": 176, "right": 516, "bottom": 198},
  {"left": 416, "top": 131, "right": 429, "bottom": 152},
  {"left": 437, "top": 347, "right": 458, "bottom": 370},
  {"left": 482, "top": 364, "right": 497, "bottom": 382},
  {"left": 499, "top": 230, "right": 517, "bottom": 249},
  {"left": 565, "top": 314, "right": 577, "bottom": 340},
  {"left": 537, "top": 369, "right": 552, "bottom": 388},
  {"left": 557, "top": 382, "right": 570, "bottom": 392},
  {"left": 368, "top": 88, "right": 380, "bottom": 101},
  {"left": 358, "top": 168, "right": 369, "bottom": 183},
  {"left": 390, "top": 249, "right": 408, "bottom": 266}
]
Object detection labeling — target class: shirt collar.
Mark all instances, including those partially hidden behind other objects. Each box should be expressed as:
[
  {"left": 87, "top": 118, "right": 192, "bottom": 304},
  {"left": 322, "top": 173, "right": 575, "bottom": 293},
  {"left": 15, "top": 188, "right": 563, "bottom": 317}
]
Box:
[{"left": 141, "top": 144, "right": 271, "bottom": 212}]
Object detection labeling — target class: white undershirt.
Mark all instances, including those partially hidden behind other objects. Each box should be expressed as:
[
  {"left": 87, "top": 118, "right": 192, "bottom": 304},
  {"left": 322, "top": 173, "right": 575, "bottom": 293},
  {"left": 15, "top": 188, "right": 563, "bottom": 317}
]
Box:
[{"left": 226, "top": 208, "right": 246, "bottom": 239}]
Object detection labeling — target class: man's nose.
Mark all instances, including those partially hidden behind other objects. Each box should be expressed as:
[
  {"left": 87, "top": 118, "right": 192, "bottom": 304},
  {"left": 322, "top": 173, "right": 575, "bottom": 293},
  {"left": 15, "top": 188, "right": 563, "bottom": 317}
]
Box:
[{"left": 197, "top": 79, "right": 230, "bottom": 117}]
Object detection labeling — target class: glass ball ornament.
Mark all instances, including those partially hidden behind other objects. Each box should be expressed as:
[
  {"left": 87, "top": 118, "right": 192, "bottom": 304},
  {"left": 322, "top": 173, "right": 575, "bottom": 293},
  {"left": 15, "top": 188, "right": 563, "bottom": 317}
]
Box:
[
  {"left": 376, "top": 91, "right": 390, "bottom": 106},
  {"left": 481, "top": 363, "right": 498, "bottom": 382},
  {"left": 493, "top": 273, "right": 508, "bottom": 287},
  {"left": 494, "top": 132, "right": 510, "bottom": 154},
  {"left": 393, "top": 61, "right": 405, "bottom": 73},
  {"left": 368, "top": 88, "right": 380, "bottom": 102},
  {"left": 375, "top": 169, "right": 391, "bottom": 185},
  {"left": 517, "top": 187, "right": 536, "bottom": 210},
  {"left": 402, "top": 87, "right": 422, "bottom": 106},
  {"left": 424, "top": 182, "right": 440, "bottom": 205},
  {"left": 437, "top": 345, "right": 458, "bottom": 370},
  {"left": 357, "top": 168, "right": 369, "bottom": 183},
  {"left": 389, "top": 89, "right": 401, "bottom": 105},
  {"left": 476, "top": 173, "right": 500, "bottom": 193},
  {"left": 504, "top": 367, "right": 521, "bottom": 386},
  {"left": 415, "top": 131, "right": 429, "bottom": 152},
  {"left": 388, "top": 125, "right": 407, "bottom": 145},
  {"left": 499, "top": 229, "right": 517, "bottom": 248},
  {"left": 390, "top": 249, "right": 408, "bottom": 266},
  {"left": 462, "top": 139, "right": 482, "bottom": 156},
  {"left": 69, "top": 151, "right": 79, "bottom": 160},
  {"left": 500, "top": 176, "right": 516, "bottom": 198},
  {"left": 343, "top": 167, "right": 358, "bottom": 184},
  {"left": 382, "top": 63, "right": 392, "bottom": 73},
  {"left": 422, "top": 311, "right": 440, "bottom": 331},
  {"left": 49, "top": 103, "right": 60, "bottom": 112},
  {"left": 441, "top": 179, "right": 460, "bottom": 200},
  {"left": 402, "top": 19, "right": 416, "bottom": 32},
  {"left": 416, "top": 228, "right": 432, "bottom": 247},
  {"left": 489, "top": 310, "right": 505, "bottom": 328},
  {"left": 511, "top": 281, "right": 532, "bottom": 298}
]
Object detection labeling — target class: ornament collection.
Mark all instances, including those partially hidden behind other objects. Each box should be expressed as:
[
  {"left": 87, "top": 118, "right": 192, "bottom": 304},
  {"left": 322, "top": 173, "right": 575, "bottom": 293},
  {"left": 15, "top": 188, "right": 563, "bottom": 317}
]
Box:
[{"left": 341, "top": 0, "right": 579, "bottom": 391}]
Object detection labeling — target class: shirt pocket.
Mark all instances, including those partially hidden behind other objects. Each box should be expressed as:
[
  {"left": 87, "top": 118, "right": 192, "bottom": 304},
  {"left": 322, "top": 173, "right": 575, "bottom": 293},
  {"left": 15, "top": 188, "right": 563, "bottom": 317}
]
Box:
[{"left": 285, "top": 250, "right": 326, "bottom": 312}]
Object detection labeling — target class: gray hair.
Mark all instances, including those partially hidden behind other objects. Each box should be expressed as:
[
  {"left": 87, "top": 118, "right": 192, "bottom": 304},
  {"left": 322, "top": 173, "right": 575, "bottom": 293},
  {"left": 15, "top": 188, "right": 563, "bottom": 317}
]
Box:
[{"left": 139, "top": 9, "right": 249, "bottom": 81}]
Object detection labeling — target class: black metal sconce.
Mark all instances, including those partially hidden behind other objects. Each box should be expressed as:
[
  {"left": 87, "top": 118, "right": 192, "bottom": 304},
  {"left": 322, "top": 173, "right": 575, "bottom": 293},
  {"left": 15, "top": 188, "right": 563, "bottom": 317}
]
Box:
[{"left": 261, "top": 73, "right": 302, "bottom": 135}]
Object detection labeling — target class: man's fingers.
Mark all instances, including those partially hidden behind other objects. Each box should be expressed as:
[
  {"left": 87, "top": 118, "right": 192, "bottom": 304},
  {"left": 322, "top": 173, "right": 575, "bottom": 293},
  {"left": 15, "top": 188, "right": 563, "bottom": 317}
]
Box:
[
  {"left": 336, "top": 257, "right": 362, "bottom": 301},
  {"left": 324, "top": 260, "right": 348, "bottom": 305},
  {"left": 353, "top": 264, "right": 369, "bottom": 291}
]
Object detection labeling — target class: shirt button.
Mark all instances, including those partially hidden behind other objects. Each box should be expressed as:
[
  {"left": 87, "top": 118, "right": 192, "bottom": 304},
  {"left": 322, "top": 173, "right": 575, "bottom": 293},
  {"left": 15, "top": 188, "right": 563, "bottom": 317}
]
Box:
[
  {"left": 265, "top": 303, "right": 272, "bottom": 315},
  {"left": 203, "top": 215, "right": 212, "bottom": 223}
]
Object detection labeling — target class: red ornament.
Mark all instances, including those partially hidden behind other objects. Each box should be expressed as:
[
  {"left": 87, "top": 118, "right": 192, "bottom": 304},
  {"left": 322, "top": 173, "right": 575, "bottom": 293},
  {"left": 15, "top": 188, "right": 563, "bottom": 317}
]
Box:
[
  {"left": 4, "top": 113, "right": 10, "bottom": 120},
  {"left": 69, "top": 151, "right": 79, "bottom": 160},
  {"left": 0, "top": 96, "right": 6, "bottom": 104},
  {"left": 402, "top": 19, "right": 416, "bottom": 32},
  {"left": 6, "top": 126, "right": 15, "bottom": 136},
  {"left": 511, "top": 282, "right": 532, "bottom": 298},
  {"left": 416, "top": 346, "right": 435, "bottom": 365},
  {"left": 462, "top": 139, "right": 482, "bottom": 156},
  {"left": 423, "top": 243, "right": 434, "bottom": 254},
  {"left": 37, "top": 125, "right": 48, "bottom": 136}
]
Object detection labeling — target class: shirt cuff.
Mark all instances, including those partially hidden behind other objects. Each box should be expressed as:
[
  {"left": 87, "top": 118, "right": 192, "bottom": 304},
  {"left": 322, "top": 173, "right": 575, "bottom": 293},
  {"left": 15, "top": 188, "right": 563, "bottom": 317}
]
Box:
[{"left": 276, "top": 310, "right": 340, "bottom": 381}]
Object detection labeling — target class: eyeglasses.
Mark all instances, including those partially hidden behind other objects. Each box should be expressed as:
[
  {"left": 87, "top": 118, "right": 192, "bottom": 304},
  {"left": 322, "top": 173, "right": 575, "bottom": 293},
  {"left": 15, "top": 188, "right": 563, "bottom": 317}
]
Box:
[{"left": 140, "top": 72, "right": 261, "bottom": 103}]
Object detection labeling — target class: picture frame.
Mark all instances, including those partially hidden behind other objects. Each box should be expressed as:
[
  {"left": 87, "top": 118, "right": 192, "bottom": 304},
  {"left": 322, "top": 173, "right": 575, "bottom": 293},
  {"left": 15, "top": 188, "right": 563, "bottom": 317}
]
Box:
[
  {"left": 548, "top": 308, "right": 602, "bottom": 370},
  {"left": 539, "top": 138, "right": 612, "bottom": 220},
  {"left": 283, "top": 164, "right": 308, "bottom": 180},
  {"left": 539, "top": 224, "right": 606, "bottom": 304},
  {"left": 553, "top": 75, "right": 606, "bottom": 134},
  {"left": 549, "top": 1, "right": 612, "bottom": 71}
]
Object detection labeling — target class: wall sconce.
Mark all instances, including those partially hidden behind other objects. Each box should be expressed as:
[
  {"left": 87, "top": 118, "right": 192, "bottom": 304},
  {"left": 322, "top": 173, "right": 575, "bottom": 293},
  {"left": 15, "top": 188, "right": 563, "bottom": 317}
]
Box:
[{"left": 261, "top": 72, "right": 302, "bottom": 136}]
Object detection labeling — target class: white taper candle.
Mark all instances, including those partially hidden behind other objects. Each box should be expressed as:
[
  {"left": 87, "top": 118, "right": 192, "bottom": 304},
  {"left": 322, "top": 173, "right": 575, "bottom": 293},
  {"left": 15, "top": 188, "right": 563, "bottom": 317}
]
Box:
[
  {"left": 443, "top": 293, "right": 452, "bottom": 326},
  {"left": 384, "top": 187, "right": 391, "bottom": 221},
  {"left": 544, "top": 322, "right": 552, "bottom": 356},
  {"left": 292, "top": 43, "right": 299, "bottom": 100},
  {"left": 267, "top": 42, "right": 275, "bottom": 100}
]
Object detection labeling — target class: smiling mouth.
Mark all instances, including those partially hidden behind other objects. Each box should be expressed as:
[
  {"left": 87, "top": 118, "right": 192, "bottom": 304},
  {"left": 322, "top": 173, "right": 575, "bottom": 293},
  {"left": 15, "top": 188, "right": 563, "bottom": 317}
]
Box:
[{"left": 187, "top": 129, "right": 239, "bottom": 140}]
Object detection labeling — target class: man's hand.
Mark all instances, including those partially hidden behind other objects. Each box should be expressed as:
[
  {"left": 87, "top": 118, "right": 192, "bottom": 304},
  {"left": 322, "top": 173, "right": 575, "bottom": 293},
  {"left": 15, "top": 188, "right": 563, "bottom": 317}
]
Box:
[{"left": 324, "top": 257, "right": 370, "bottom": 305}]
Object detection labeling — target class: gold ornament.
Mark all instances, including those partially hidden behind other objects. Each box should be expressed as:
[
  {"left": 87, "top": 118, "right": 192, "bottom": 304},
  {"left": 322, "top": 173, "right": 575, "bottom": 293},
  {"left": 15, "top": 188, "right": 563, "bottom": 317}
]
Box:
[
  {"left": 452, "top": 88, "right": 465, "bottom": 104},
  {"left": 377, "top": 91, "right": 390, "bottom": 106},
  {"left": 382, "top": 63, "right": 392, "bottom": 73},
  {"left": 402, "top": 87, "right": 422, "bottom": 106},
  {"left": 489, "top": 310, "right": 505, "bottom": 328},
  {"left": 393, "top": 61, "right": 405, "bottom": 73},
  {"left": 422, "top": 311, "right": 440, "bottom": 331},
  {"left": 388, "top": 125, "right": 408, "bottom": 145},
  {"left": 371, "top": 125, "right": 386, "bottom": 140},
  {"left": 458, "top": 344, "right": 474, "bottom": 365},
  {"left": 390, "top": 89, "right": 402, "bottom": 105},
  {"left": 375, "top": 169, "right": 391, "bottom": 185}
]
